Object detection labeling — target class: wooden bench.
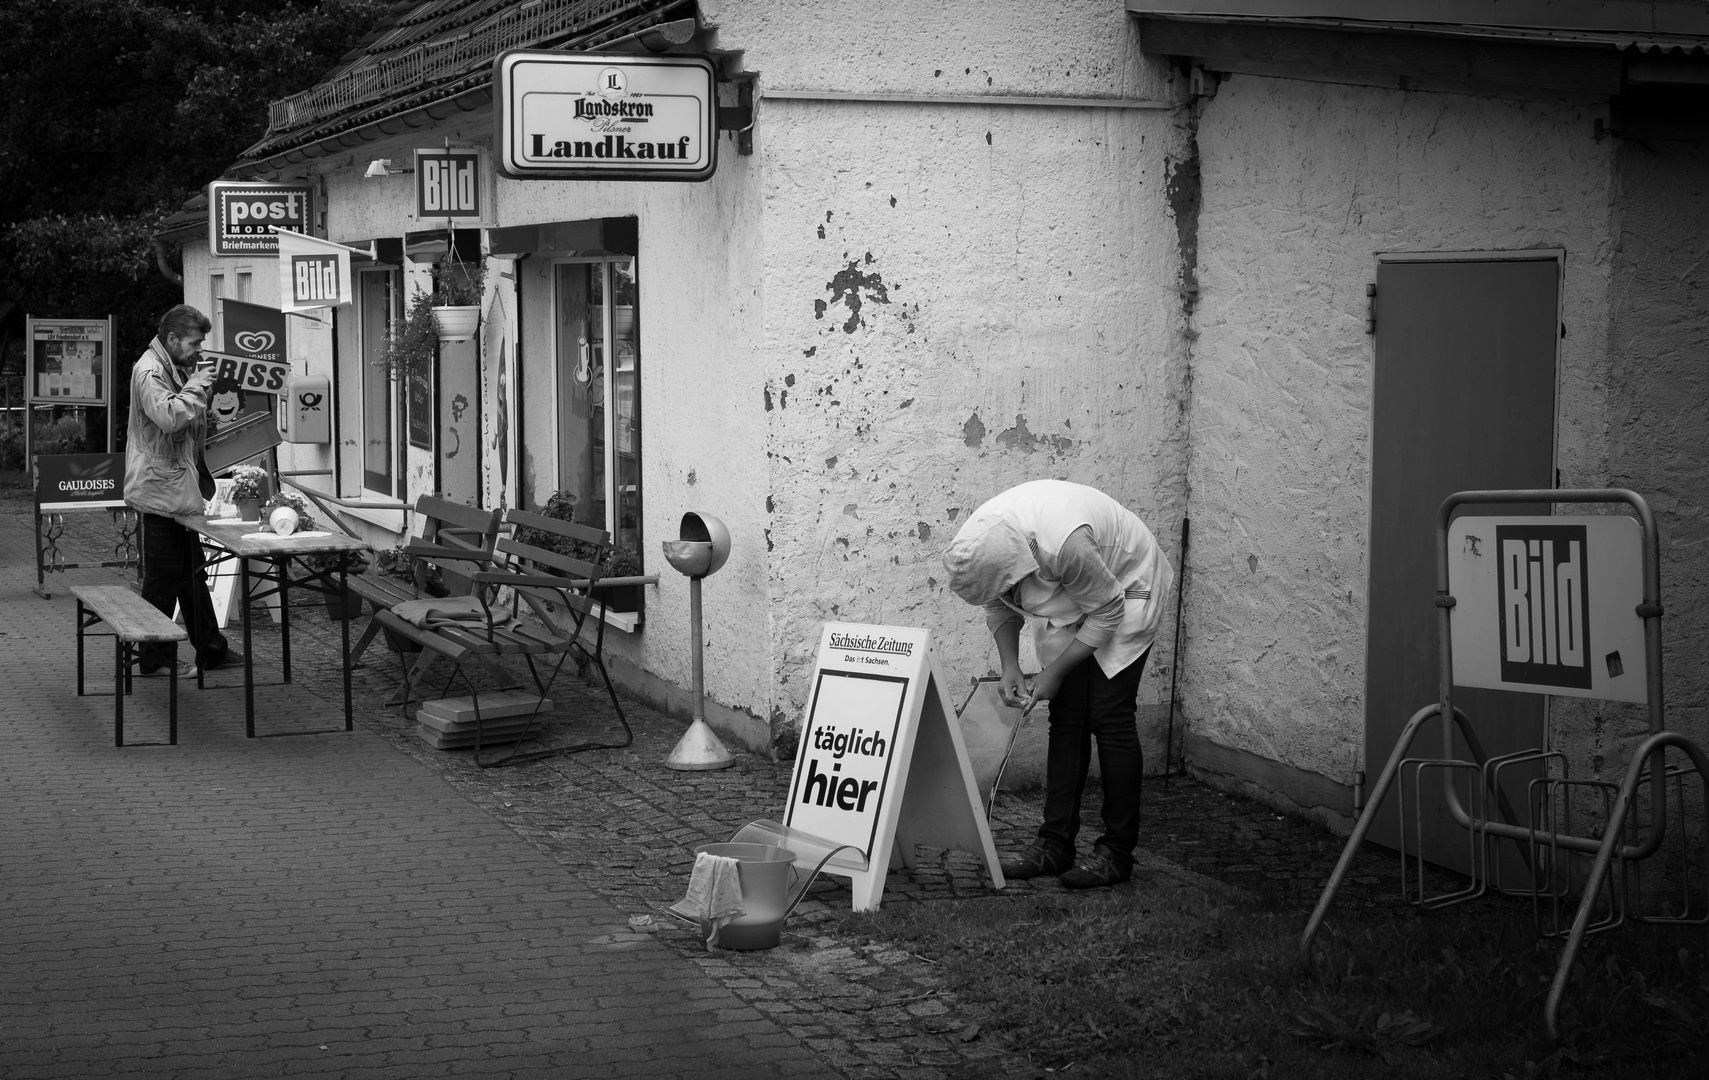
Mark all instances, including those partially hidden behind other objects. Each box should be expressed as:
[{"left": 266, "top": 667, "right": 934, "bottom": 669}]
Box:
[
  {"left": 347, "top": 494, "right": 502, "bottom": 672},
  {"left": 71, "top": 584, "right": 190, "bottom": 747},
  {"left": 373, "top": 509, "right": 654, "bottom": 767}
]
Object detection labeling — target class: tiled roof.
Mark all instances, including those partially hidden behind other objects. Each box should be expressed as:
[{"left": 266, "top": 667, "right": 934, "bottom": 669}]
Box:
[{"left": 242, "top": 0, "right": 691, "bottom": 164}]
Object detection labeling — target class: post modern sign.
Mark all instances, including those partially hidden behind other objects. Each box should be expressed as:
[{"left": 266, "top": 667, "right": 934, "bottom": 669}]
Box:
[
  {"left": 208, "top": 181, "right": 313, "bottom": 256},
  {"left": 1448, "top": 515, "right": 1648, "bottom": 703},
  {"left": 495, "top": 51, "right": 717, "bottom": 182}
]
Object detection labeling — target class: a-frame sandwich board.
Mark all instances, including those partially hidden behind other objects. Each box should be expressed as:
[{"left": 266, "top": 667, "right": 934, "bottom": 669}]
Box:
[{"left": 765, "top": 622, "right": 1006, "bottom": 911}]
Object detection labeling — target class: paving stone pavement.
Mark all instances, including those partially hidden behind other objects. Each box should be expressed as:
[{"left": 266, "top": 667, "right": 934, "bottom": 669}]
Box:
[{"left": 4, "top": 494, "right": 1409, "bottom": 1079}]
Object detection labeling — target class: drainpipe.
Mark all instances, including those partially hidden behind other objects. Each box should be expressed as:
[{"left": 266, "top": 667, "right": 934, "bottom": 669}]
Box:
[{"left": 153, "top": 237, "right": 182, "bottom": 286}]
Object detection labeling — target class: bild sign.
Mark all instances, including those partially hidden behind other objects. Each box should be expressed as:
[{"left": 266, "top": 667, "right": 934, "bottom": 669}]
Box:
[
  {"left": 208, "top": 181, "right": 312, "bottom": 256},
  {"left": 495, "top": 51, "right": 717, "bottom": 182},
  {"left": 1448, "top": 515, "right": 1647, "bottom": 703},
  {"left": 415, "top": 147, "right": 484, "bottom": 219}
]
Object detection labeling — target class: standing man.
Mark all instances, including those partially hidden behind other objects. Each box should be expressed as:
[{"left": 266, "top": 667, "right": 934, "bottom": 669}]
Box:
[
  {"left": 124, "top": 304, "right": 228, "bottom": 676},
  {"left": 942, "top": 480, "right": 1174, "bottom": 889}
]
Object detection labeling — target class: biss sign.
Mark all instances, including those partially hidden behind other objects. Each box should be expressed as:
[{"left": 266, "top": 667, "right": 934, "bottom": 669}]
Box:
[
  {"left": 208, "top": 182, "right": 312, "bottom": 256},
  {"left": 1449, "top": 516, "right": 1648, "bottom": 703}
]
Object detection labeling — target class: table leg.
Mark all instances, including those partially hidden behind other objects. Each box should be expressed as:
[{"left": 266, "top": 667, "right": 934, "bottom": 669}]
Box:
[
  {"left": 340, "top": 558, "right": 354, "bottom": 730},
  {"left": 280, "top": 556, "right": 292, "bottom": 683},
  {"left": 242, "top": 557, "right": 255, "bottom": 738}
]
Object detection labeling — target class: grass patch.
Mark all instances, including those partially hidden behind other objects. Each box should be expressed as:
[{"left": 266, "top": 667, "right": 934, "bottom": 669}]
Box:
[{"left": 840, "top": 881, "right": 1708, "bottom": 1079}]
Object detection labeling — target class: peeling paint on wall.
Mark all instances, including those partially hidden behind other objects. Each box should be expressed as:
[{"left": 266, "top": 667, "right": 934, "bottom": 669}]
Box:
[
  {"left": 819, "top": 255, "right": 892, "bottom": 334},
  {"left": 963, "top": 412, "right": 986, "bottom": 448},
  {"left": 993, "top": 413, "right": 1074, "bottom": 454}
]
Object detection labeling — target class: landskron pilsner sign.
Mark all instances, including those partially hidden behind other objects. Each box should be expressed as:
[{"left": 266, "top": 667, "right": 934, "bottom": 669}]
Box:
[{"left": 495, "top": 51, "right": 717, "bottom": 182}]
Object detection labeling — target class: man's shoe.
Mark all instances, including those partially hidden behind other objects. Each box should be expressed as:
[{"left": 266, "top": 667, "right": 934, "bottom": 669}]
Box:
[
  {"left": 998, "top": 842, "right": 1073, "bottom": 880},
  {"left": 203, "top": 650, "right": 242, "bottom": 670},
  {"left": 1059, "top": 847, "right": 1130, "bottom": 890}
]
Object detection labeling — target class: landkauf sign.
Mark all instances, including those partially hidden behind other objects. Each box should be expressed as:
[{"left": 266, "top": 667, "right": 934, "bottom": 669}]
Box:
[
  {"left": 208, "top": 181, "right": 313, "bottom": 256},
  {"left": 494, "top": 51, "right": 717, "bottom": 182}
]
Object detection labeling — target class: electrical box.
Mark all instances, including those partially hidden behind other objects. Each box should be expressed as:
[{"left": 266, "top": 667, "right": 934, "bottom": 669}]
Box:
[{"left": 280, "top": 375, "right": 331, "bottom": 444}]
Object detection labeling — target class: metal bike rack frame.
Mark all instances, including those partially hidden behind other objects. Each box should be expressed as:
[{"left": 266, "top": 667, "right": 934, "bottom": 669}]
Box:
[{"left": 1298, "top": 488, "right": 1707, "bottom": 1039}]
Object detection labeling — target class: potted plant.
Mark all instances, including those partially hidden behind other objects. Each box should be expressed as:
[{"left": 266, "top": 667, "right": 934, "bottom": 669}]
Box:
[
  {"left": 381, "top": 291, "right": 439, "bottom": 382},
  {"left": 430, "top": 249, "right": 484, "bottom": 343},
  {"left": 259, "top": 491, "right": 316, "bottom": 535},
  {"left": 228, "top": 464, "right": 268, "bottom": 521},
  {"left": 513, "top": 489, "right": 646, "bottom": 614}
]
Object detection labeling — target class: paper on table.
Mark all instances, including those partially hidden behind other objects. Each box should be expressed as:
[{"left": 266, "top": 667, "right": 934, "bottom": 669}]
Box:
[{"left": 238, "top": 530, "right": 333, "bottom": 540}]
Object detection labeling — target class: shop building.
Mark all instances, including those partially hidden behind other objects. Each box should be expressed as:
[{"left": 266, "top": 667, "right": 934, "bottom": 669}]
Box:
[{"left": 154, "top": 0, "right": 1709, "bottom": 837}]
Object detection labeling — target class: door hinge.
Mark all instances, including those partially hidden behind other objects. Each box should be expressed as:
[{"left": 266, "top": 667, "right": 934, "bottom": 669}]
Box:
[{"left": 1365, "top": 283, "right": 1376, "bottom": 334}]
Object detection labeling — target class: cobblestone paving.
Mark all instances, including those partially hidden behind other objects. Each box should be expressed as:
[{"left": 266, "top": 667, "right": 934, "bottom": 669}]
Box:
[{"left": 20, "top": 496, "right": 1423, "bottom": 1078}]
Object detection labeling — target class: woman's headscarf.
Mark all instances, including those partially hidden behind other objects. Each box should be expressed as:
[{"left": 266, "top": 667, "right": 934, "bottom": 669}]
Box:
[{"left": 941, "top": 507, "right": 1037, "bottom": 605}]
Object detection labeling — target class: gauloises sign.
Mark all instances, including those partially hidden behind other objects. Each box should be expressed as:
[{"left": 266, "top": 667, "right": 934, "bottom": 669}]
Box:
[
  {"left": 495, "top": 51, "right": 717, "bottom": 182},
  {"left": 208, "top": 181, "right": 313, "bottom": 256},
  {"left": 35, "top": 453, "right": 125, "bottom": 510}
]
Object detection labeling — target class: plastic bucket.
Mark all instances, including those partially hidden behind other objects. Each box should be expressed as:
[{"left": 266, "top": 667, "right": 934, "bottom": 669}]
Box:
[{"left": 693, "top": 842, "right": 797, "bottom": 950}]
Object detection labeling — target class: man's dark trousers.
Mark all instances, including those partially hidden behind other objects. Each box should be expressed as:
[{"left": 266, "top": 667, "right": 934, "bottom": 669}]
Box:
[{"left": 137, "top": 513, "right": 227, "bottom": 671}]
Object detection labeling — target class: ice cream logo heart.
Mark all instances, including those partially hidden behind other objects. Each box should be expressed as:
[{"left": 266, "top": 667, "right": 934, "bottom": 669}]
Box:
[{"left": 234, "top": 331, "right": 275, "bottom": 354}]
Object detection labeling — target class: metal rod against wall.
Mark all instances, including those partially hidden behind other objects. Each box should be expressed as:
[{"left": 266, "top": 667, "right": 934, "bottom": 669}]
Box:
[
  {"left": 1164, "top": 516, "right": 1189, "bottom": 783},
  {"left": 761, "top": 89, "right": 1179, "bottom": 110}
]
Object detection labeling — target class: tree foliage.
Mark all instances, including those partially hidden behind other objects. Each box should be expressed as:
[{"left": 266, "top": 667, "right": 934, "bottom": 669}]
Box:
[{"left": 0, "top": 0, "right": 390, "bottom": 355}]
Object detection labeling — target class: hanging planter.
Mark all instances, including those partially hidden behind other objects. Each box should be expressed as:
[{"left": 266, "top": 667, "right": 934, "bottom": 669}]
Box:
[{"left": 432, "top": 304, "right": 480, "bottom": 343}]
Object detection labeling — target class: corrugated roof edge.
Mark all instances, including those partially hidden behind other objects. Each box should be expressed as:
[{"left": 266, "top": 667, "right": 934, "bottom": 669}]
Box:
[{"left": 1134, "top": 12, "right": 1709, "bottom": 56}]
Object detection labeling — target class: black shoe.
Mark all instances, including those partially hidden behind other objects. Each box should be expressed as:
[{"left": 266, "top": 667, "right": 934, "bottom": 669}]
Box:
[
  {"left": 1059, "top": 846, "right": 1130, "bottom": 890},
  {"left": 999, "top": 842, "right": 1073, "bottom": 880},
  {"left": 203, "top": 649, "right": 242, "bottom": 670}
]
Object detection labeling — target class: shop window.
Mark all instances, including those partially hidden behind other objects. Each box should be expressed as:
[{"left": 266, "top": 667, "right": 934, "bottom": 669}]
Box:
[
  {"left": 359, "top": 268, "right": 401, "bottom": 497},
  {"left": 553, "top": 257, "right": 640, "bottom": 561},
  {"left": 209, "top": 274, "right": 226, "bottom": 348}
]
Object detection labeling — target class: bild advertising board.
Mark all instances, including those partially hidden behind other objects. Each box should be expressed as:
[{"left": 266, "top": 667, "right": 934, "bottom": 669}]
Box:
[{"left": 1447, "top": 515, "right": 1648, "bottom": 703}]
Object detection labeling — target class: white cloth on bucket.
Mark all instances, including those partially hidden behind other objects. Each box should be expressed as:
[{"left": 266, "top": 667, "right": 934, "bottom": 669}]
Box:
[{"left": 682, "top": 852, "right": 745, "bottom": 949}]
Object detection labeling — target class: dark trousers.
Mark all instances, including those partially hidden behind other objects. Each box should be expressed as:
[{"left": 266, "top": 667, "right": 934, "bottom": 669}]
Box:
[
  {"left": 1037, "top": 648, "right": 1151, "bottom": 871},
  {"left": 138, "top": 513, "right": 226, "bottom": 670}
]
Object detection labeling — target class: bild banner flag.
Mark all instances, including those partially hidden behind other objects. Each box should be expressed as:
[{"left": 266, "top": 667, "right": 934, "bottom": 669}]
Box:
[{"left": 275, "top": 230, "right": 357, "bottom": 312}]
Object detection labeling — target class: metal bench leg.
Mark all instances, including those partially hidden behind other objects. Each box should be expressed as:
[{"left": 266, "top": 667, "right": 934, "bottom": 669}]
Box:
[
  {"left": 76, "top": 599, "right": 86, "bottom": 697},
  {"left": 114, "top": 637, "right": 125, "bottom": 748}
]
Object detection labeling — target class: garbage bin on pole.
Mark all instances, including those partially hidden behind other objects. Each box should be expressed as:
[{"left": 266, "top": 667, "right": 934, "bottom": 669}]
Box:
[{"left": 661, "top": 511, "right": 736, "bottom": 771}]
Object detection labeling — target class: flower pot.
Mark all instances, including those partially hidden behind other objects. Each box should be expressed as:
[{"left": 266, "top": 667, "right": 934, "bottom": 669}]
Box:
[
  {"left": 599, "top": 582, "right": 643, "bottom": 614},
  {"left": 236, "top": 497, "right": 263, "bottom": 522},
  {"left": 433, "top": 305, "right": 480, "bottom": 344}
]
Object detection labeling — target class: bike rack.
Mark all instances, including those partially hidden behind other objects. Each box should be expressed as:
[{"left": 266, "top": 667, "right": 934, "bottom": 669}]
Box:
[{"left": 1299, "top": 489, "right": 1708, "bottom": 1039}]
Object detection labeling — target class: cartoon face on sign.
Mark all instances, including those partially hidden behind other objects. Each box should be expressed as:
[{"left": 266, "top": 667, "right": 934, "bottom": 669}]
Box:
[{"left": 208, "top": 377, "right": 245, "bottom": 428}]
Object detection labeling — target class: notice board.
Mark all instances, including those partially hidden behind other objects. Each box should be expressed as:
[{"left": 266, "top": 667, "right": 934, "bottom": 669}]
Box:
[{"left": 782, "top": 622, "right": 1004, "bottom": 910}]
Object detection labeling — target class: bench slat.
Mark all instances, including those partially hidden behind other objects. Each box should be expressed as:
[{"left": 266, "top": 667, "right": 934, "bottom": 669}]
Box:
[{"left": 70, "top": 585, "right": 189, "bottom": 643}]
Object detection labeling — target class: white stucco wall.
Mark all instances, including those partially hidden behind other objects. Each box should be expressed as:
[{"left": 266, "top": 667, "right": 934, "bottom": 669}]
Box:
[
  {"left": 1583, "top": 138, "right": 1709, "bottom": 786},
  {"left": 695, "top": 0, "right": 1193, "bottom": 752},
  {"left": 1186, "top": 75, "right": 1617, "bottom": 812}
]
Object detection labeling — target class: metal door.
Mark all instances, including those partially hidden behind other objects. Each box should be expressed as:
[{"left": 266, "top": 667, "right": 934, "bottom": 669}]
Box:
[{"left": 1364, "top": 255, "right": 1558, "bottom": 876}]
